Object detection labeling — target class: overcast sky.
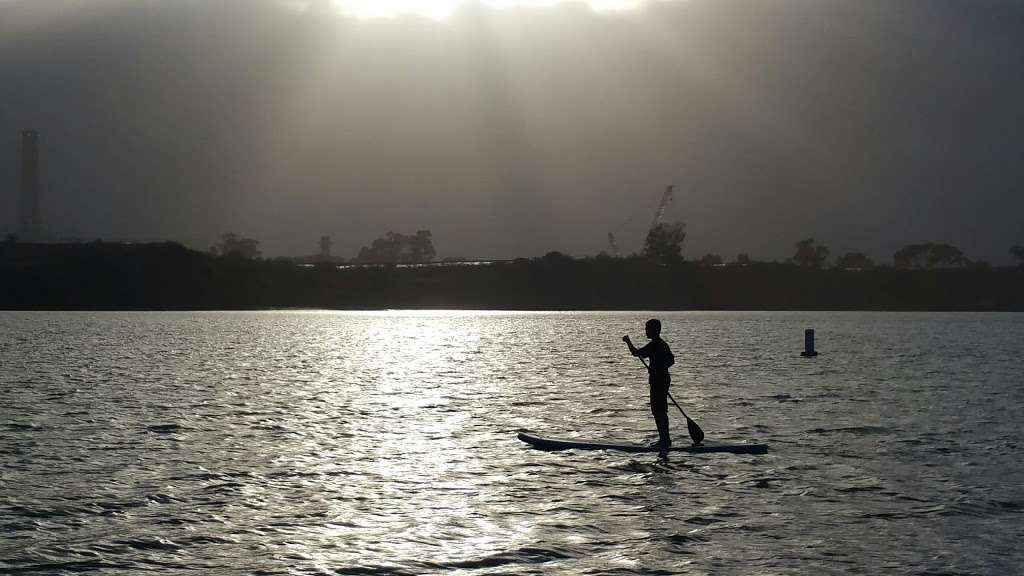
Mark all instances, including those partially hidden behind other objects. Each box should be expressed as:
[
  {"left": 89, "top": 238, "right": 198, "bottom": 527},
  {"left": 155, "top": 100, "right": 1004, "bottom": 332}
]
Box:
[{"left": 2, "top": 0, "right": 1022, "bottom": 262}]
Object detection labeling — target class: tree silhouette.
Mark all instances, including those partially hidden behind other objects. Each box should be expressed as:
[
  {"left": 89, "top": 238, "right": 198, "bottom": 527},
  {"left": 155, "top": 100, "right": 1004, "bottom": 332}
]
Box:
[
  {"left": 699, "top": 253, "right": 724, "bottom": 266},
  {"left": 925, "top": 243, "right": 966, "bottom": 268},
  {"left": 794, "top": 238, "right": 829, "bottom": 268},
  {"left": 1011, "top": 245, "right": 1024, "bottom": 267},
  {"left": 734, "top": 252, "right": 751, "bottom": 266},
  {"left": 894, "top": 243, "right": 966, "bottom": 269},
  {"left": 836, "top": 252, "right": 874, "bottom": 269},
  {"left": 894, "top": 244, "right": 927, "bottom": 268},
  {"left": 643, "top": 221, "right": 686, "bottom": 264},
  {"left": 354, "top": 230, "right": 436, "bottom": 263},
  {"left": 407, "top": 230, "right": 436, "bottom": 263},
  {"left": 541, "top": 251, "right": 573, "bottom": 263},
  {"left": 211, "top": 233, "right": 261, "bottom": 259}
]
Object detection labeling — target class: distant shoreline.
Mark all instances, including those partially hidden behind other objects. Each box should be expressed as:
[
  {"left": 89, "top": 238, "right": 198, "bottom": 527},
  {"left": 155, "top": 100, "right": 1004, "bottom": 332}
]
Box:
[
  {"left": 4, "top": 308, "right": 1023, "bottom": 314},
  {"left": 3, "top": 242, "right": 1022, "bottom": 312}
]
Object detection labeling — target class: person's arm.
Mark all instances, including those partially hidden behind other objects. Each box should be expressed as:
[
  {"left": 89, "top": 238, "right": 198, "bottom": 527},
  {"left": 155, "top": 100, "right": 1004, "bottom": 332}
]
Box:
[
  {"left": 622, "top": 336, "right": 650, "bottom": 358},
  {"left": 623, "top": 335, "right": 639, "bottom": 356}
]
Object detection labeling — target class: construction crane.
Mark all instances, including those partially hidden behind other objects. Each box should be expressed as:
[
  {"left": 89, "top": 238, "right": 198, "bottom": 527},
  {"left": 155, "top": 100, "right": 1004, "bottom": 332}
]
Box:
[
  {"left": 649, "top": 184, "right": 675, "bottom": 231},
  {"left": 607, "top": 232, "right": 620, "bottom": 257},
  {"left": 606, "top": 184, "right": 675, "bottom": 255}
]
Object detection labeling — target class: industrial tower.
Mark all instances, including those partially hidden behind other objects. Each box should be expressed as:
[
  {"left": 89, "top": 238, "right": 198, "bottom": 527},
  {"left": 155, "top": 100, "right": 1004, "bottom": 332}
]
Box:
[{"left": 19, "top": 130, "right": 43, "bottom": 241}]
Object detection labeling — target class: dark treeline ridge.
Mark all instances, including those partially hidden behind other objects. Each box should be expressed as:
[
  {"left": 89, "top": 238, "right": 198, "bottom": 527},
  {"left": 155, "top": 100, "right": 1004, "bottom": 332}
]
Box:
[{"left": 2, "top": 242, "right": 1022, "bottom": 311}]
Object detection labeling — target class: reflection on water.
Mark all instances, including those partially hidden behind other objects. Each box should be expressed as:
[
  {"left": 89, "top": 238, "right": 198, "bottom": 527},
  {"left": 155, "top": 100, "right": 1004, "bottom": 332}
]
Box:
[{"left": 2, "top": 311, "right": 1023, "bottom": 574}]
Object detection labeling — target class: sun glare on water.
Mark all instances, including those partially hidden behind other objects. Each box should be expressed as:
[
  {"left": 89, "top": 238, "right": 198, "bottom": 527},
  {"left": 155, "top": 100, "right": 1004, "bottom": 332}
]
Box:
[{"left": 331, "top": 0, "right": 646, "bottom": 20}]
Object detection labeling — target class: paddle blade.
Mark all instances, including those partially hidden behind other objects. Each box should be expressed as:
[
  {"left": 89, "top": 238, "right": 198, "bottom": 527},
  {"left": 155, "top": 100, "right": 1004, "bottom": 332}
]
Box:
[
  {"left": 686, "top": 417, "right": 705, "bottom": 446},
  {"left": 667, "top": 392, "right": 705, "bottom": 446}
]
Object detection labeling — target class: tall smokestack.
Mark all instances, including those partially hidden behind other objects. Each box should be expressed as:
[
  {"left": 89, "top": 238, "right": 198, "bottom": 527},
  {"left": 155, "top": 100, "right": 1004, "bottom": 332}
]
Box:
[
  {"left": 320, "top": 236, "right": 332, "bottom": 260},
  {"left": 19, "top": 130, "right": 42, "bottom": 241}
]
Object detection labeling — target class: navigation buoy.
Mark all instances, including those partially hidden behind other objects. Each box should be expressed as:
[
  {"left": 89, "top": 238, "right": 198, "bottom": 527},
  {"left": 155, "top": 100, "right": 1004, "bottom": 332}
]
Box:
[{"left": 801, "top": 329, "right": 818, "bottom": 357}]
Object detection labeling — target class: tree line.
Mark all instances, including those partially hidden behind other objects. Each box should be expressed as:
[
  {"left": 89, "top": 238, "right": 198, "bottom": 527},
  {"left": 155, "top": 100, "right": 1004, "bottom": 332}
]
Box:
[
  {"left": 206, "top": 225, "right": 1023, "bottom": 270},
  {"left": 2, "top": 237, "right": 1022, "bottom": 310}
]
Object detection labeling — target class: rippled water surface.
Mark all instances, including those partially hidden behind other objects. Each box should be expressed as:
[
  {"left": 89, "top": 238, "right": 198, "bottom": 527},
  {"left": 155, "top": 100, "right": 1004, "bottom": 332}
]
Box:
[{"left": 2, "top": 311, "right": 1023, "bottom": 575}]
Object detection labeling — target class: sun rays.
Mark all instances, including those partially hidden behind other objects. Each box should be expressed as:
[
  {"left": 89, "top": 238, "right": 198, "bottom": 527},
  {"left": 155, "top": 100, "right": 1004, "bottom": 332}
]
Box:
[{"left": 326, "top": 0, "right": 651, "bottom": 20}]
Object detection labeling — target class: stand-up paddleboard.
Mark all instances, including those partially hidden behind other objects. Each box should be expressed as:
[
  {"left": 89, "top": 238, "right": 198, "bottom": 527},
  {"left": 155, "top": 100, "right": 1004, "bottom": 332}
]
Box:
[{"left": 517, "top": 430, "right": 768, "bottom": 455}]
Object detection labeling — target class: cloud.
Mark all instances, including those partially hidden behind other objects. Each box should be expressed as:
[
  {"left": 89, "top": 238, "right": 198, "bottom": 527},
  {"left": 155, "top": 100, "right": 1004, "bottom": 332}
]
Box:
[{"left": 2, "top": 0, "right": 1022, "bottom": 262}]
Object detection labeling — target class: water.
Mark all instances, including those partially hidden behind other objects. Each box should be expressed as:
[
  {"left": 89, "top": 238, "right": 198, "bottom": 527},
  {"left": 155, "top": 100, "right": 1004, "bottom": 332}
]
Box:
[{"left": 2, "top": 311, "right": 1022, "bottom": 575}]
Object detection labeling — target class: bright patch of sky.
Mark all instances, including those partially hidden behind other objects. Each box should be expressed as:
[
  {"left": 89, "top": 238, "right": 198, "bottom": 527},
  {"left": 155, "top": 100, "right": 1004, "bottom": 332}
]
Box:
[{"left": 326, "top": 0, "right": 648, "bottom": 20}]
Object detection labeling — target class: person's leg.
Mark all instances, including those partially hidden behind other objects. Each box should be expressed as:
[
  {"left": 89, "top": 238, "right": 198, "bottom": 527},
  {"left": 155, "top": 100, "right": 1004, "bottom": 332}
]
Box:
[
  {"left": 650, "top": 387, "right": 671, "bottom": 446},
  {"left": 654, "top": 412, "right": 671, "bottom": 446}
]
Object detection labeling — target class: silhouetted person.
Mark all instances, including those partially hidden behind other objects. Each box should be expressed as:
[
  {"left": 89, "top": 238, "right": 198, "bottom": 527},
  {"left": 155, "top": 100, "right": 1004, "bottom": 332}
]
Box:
[{"left": 623, "top": 319, "right": 675, "bottom": 447}]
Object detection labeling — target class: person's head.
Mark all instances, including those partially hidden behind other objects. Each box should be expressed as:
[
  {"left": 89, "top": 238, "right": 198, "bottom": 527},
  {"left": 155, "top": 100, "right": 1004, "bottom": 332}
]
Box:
[{"left": 645, "top": 318, "right": 662, "bottom": 339}]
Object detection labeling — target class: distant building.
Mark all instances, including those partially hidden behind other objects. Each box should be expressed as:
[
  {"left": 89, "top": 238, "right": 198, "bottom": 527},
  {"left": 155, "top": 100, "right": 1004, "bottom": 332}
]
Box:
[
  {"left": 319, "top": 236, "right": 332, "bottom": 260},
  {"left": 287, "top": 235, "right": 345, "bottom": 266},
  {"left": 19, "top": 130, "right": 43, "bottom": 242}
]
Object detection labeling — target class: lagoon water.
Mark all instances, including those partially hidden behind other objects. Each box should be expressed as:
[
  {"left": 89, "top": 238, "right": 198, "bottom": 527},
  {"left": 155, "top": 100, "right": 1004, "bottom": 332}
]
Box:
[{"left": 2, "top": 311, "right": 1023, "bottom": 575}]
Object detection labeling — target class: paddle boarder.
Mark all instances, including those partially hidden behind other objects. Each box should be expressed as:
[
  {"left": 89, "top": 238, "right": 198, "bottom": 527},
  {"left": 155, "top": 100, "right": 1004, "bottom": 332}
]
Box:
[{"left": 623, "top": 319, "right": 675, "bottom": 447}]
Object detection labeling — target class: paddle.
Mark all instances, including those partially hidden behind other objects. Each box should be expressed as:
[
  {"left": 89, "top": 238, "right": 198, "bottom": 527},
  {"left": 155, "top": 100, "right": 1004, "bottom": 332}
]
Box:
[{"left": 634, "top": 355, "right": 705, "bottom": 446}]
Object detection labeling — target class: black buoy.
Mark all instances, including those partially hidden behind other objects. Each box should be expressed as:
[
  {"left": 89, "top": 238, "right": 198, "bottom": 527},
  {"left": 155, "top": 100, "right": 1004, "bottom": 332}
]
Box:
[{"left": 801, "top": 329, "right": 818, "bottom": 357}]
